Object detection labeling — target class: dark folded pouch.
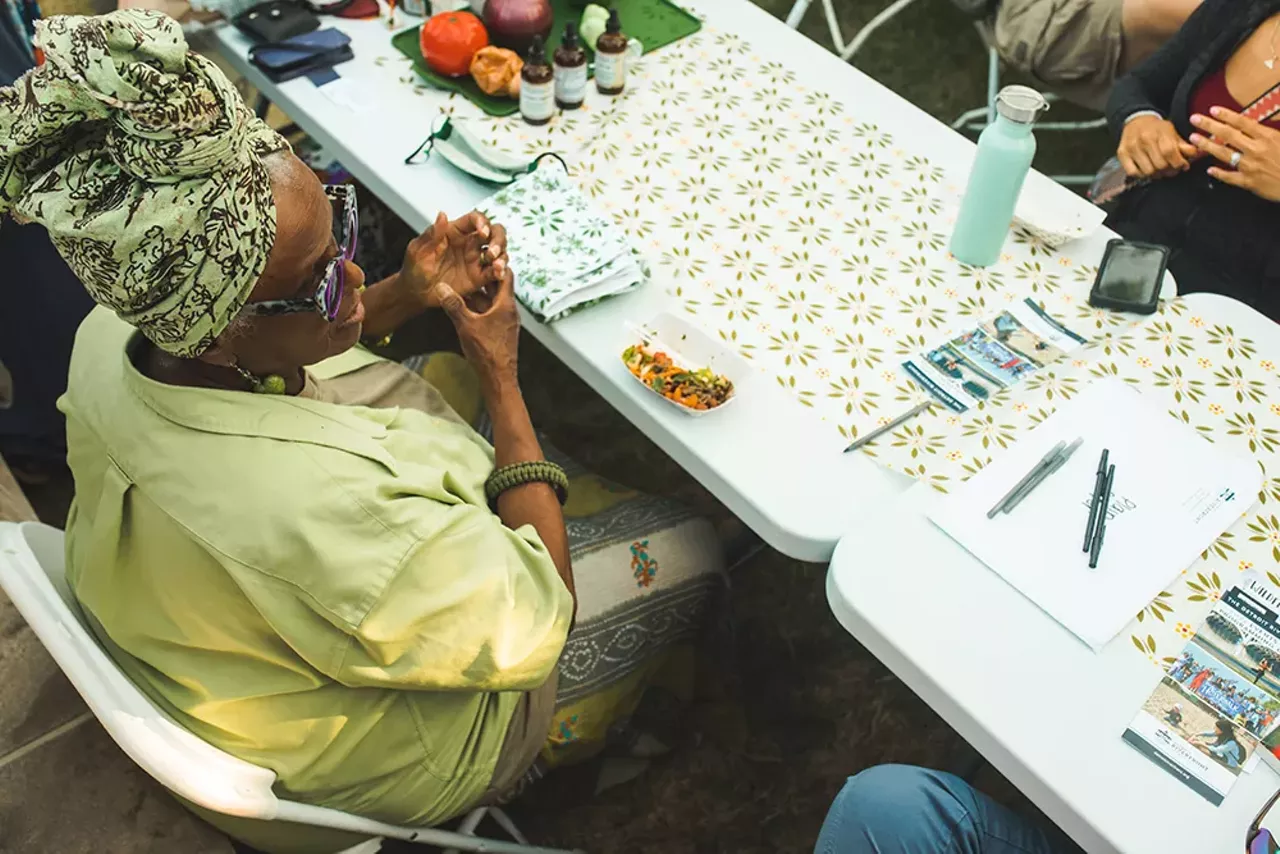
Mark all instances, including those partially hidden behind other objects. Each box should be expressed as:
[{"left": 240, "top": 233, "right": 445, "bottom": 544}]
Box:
[
  {"left": 249, "top": 28, "right": 354, "bottom": 83},
  {"left": 235, "top": 0, "right": 320, "bottom": 43}
]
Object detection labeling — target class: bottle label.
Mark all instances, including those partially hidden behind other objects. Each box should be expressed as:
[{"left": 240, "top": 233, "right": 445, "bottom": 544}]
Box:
[
  {"left": 555, "top": 64, "right": 587, "bottom": 104},
  {"left": 595, "top": 52, "right": 626, "bottom": 90},
  {"left": 521, "top": 80, "right": 555, "bottom": 121}
]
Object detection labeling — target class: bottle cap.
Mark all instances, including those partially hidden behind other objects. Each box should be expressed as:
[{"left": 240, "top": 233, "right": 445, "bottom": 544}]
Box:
[
  {"left": 606, "top": 8, "right": 621, "bottom": 33},
  {"left": 527, "top": 34, "right": 546, "bottom": 62},
  {"left": 563, "top": 20, "right": 579, "bottom": 48},
  {"left": 995, "top": 85, "right": 1049, "bottom": 124}
]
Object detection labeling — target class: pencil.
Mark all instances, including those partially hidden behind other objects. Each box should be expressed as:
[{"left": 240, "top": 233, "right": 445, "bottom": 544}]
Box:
[
  {"left": 843, "top": 400, "right": 933, "bottom": 453},
  {"left": 1001, "top": 436, "right": 1082, "bottom": 514},
  {"left": 985, "top": 440, "right": 1066, "bottom": 519}
]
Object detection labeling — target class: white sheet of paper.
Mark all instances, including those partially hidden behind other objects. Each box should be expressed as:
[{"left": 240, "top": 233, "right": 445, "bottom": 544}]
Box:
[
  {"left": 317, "top": 76, "right": 376, "bottom": 114},
  {"left": 929, "top": 379, "right": 1261, "bottom": 651}
]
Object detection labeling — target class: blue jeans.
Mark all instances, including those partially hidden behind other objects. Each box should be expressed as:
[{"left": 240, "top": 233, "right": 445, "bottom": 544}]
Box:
[{"left": 815, "top": 765, "right": 1060, "bottom": 854}]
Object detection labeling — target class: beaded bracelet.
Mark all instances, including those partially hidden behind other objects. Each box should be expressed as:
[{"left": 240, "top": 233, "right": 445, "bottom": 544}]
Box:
[{"left": 484, "top": 460, "right": 569, "bottom": 506}]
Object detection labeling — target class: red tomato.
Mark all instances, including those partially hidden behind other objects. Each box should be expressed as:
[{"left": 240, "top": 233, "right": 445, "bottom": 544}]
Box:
[{"left": 420, "top": 11, "right": 489, "bottom": 77}]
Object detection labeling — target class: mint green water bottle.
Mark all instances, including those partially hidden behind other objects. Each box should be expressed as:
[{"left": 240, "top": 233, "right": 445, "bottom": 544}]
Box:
[{"left": 949, "top": 85, "right": 1049, "bottom": 267}]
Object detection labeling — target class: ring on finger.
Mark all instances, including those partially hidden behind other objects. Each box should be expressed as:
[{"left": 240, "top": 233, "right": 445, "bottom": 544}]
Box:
[{"left": 1230, "top": 150, "right": 1243, "bottom": 168}]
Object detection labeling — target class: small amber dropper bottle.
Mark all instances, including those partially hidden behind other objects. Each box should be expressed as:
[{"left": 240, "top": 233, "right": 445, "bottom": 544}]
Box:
[{"left": 594, "top": 9, "right": 628, "bottom": 95}]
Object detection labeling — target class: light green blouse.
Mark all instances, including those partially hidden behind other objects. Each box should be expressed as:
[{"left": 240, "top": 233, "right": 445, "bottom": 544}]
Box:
[{"left": 59, "top": 309, "right": 572, "bottom": 825}]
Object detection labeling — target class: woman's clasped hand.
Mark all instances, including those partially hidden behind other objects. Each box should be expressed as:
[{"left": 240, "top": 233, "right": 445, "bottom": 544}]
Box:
[{"left": 1190, "top": 106, "right": 1280, "bottom": 202}]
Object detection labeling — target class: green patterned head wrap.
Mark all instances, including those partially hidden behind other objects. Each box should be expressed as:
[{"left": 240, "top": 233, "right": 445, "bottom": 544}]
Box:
[{"left": 0, "top": 10, "right": 289, "bottom": 357}]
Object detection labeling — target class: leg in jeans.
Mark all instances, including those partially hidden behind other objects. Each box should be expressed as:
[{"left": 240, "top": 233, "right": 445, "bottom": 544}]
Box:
[{"left": 814, "top": 765, "right": 1060, "bottom": 854}]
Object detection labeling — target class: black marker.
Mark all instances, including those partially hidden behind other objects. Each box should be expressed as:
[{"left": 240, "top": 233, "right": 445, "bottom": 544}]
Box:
[
  {"left": 1082, "top": 448, "right": 1109, "bottom": 552},
  {"left": 1088, "top": 463, "right": 1116, "bottom": 570}
]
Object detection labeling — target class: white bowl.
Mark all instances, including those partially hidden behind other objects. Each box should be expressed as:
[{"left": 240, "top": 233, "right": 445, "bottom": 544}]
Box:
[{"left": 621, "top": 312, "right": 746, "bottom": 416}]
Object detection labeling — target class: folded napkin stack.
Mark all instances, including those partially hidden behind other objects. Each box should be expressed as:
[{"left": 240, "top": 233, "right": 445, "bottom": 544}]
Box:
[{"left": 478, "top": 165, "right": 648, "bottom": 322}]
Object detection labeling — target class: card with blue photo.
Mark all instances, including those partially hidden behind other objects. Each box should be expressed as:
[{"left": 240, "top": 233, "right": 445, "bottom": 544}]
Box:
[{"left": 902, "top": 298, "right": 1085, "bottom": 412}]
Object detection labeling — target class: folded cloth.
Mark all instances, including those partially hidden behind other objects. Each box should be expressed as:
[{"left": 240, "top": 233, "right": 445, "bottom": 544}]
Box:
[{"left": 478, "top": 165, "right": 648, "bottom": 321}]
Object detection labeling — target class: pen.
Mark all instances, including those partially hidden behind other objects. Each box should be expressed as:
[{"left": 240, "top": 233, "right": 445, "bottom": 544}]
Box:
[
  {"left": 1082, "top": 448, "right": 1110, "bottom": 552},
  {"left": 986, "top": 440, "right": 1067, "bottom": 519},
  {"left": 1088, "top": 463, "right": 1116, "bottom": 569},
  {"left": 1001, "top": 437, "right": 1083, "bottom": 514},
  {"left": 843, "top": 400, "right": 933, "bottom": 453}
]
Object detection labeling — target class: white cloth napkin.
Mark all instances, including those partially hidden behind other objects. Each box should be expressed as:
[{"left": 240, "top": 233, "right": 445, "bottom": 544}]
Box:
[{"left": 478, "top": 165, "right": 648, "bottom": 321}]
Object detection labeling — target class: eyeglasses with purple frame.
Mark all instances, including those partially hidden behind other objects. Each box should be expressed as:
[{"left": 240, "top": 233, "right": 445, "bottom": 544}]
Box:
[
  {"left": 240, "top": 184, "right": 358, "bottom": 322},
  {"left": 1249, "top": 787, "right": 1280, "bottom": 854}
]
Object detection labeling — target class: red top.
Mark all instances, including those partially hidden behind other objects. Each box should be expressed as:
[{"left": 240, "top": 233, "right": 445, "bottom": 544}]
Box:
[{"left": 1188, "top": 66, "right": 1280, "bottom": 128}]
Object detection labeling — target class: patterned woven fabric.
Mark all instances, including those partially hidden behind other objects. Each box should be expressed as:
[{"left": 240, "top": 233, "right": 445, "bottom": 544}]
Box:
[{"left": 0, "top": 9, "right": 288, "bottom": 356}]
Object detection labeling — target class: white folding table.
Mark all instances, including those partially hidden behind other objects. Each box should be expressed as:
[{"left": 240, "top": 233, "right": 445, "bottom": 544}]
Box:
[
  {"left": 210, "top": 0, "right": 1120, "bottom": 563},
  {"left": 210, "top": 4, "right": 1280, "bottom": 849},
  {"left": 828, "top": 291, "right": 1280, "bottom": 854}
]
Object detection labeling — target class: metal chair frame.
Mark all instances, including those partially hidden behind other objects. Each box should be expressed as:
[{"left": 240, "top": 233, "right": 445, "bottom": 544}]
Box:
[{"left": 785, "top": 0, "right": 1108, "bottom": 186}]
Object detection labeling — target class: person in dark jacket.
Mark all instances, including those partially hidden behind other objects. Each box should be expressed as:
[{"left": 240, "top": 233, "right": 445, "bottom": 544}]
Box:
[
  {"left": 1104, "top": 0, "right": 1280, "bottom": 321},
  {"left": 1, "top": 3, "right": 96, "bottom": 466}
]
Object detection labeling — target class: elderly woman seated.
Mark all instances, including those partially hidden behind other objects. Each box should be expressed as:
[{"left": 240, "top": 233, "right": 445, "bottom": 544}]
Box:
[{"left": 0, "top": 11, "right": 722, "bottom": 852}]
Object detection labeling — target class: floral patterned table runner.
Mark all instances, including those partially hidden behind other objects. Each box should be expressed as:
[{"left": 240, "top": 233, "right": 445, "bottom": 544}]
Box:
[
  {"left": 374, "top": 2, "right": 1280, "bottom": 665},
  {"left": 376, "top": 0, "right": 1114, "bottom": 448},
  {"left": 874, "top": 297, "right": 1280, "bottom": 669}
]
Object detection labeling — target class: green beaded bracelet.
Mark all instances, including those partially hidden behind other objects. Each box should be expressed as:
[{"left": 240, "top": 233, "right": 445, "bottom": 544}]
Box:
[{"left": 485, "top": 460, "right": 569, "bottom": 506}]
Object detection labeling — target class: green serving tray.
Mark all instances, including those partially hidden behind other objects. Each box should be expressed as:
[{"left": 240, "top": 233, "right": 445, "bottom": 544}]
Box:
[{"left": 390, "top": 0, "right": 701, "bottom": 116}]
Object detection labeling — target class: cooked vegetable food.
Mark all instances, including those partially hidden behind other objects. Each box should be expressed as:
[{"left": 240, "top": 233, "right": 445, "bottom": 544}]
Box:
[{"left": 622, "top": 343, "right": 734, "bottom": 410}]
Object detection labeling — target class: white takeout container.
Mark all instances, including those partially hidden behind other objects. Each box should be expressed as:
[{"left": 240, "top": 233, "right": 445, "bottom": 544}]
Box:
[
  {"left": 1012, "top": 170, "right": 1108, "bottom": 249},
  {"left": 621, "top": 312, "right": 747, "bottom": 416}
]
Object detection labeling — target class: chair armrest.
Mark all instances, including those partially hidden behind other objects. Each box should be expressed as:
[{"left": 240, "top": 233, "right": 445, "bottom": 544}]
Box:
[{"left": 107, "top": 711, "right": 281, "bottom": 819}]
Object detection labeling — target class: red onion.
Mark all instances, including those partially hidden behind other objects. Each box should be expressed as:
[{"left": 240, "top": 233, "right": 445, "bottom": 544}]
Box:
[{"left": 482, "top": 0, "right": 552, "bottom": 53}]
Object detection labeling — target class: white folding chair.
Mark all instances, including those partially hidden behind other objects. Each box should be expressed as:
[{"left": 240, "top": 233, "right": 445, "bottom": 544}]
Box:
[
  {"left": 785, "top": 0, "right": 1107, "bottom": 186},
  {"left": 784, "top": 0, "right": 924, "bottom": 61},
  {"left": 0, "top": 521, "right": 583, "bottom": 854}
]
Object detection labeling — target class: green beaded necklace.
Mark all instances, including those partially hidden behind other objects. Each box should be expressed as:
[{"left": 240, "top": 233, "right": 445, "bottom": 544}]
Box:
[{"left": 234, "top": 365, "right": 288, "bottom": 395}]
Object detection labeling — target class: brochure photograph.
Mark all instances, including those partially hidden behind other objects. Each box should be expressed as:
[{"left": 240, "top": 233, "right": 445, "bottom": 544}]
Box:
[
  {"left": 902, "top": 298, "right": 1086, "bottom": 412},
  {"left": 1124, "top": 575, "right": 1280, "bottom": 805}
]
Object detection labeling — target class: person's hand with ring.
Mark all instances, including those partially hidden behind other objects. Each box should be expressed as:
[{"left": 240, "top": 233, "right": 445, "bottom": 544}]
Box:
[
  {"left": 396, "top": 210, "right": 509, "bottom": 310},
  {"left": 1117, "top": 114, "right": 1199, "bottom": 179},
  {"left": 1190, "top": 107, "right": 1280, "bottom": 202}
]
